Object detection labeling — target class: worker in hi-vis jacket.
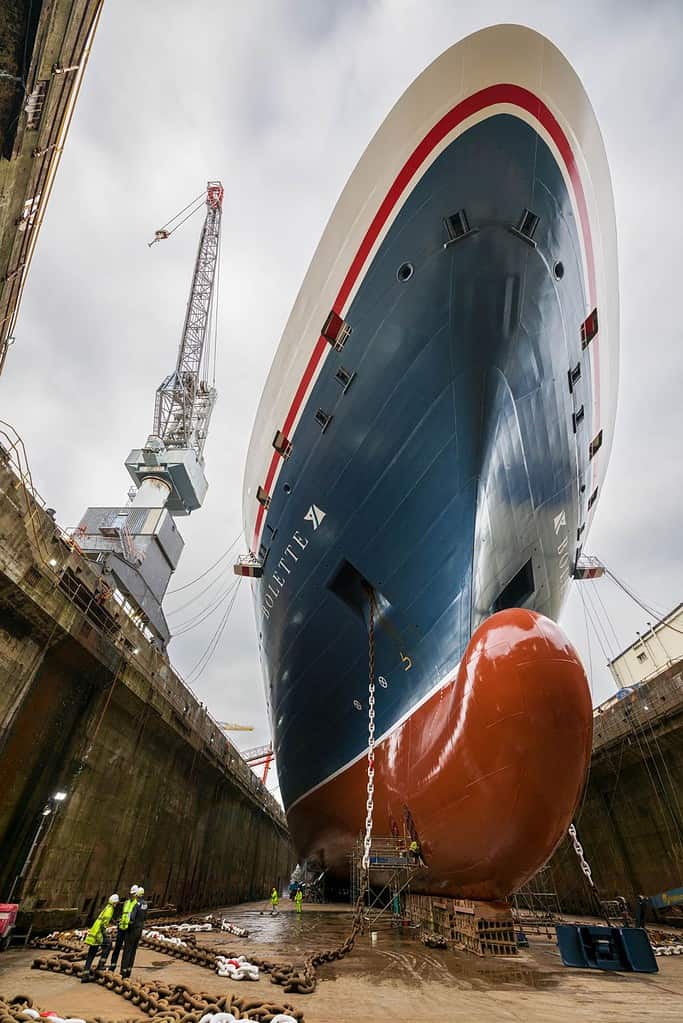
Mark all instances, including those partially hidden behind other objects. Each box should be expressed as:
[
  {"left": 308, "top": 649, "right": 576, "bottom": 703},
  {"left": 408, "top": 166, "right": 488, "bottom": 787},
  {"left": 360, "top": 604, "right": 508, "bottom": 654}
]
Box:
[
  {"left": 82, "top": 894, "right": 119, "bottom": 981},
  {"left": 121, "top": 886, "right": 148, "bottom": 977},
  {"left": 270, "top": 887, "right": 279, "bottom": 913},
  {"left": 109, "top": 884, "right": 139, "bottom": 970}
]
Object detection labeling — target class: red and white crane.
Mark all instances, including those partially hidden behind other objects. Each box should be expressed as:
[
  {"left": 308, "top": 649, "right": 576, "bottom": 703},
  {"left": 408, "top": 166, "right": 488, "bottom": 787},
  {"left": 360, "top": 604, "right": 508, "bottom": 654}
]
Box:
[{"left": 241, "top": 743, "right": 274, "bottom": 786}]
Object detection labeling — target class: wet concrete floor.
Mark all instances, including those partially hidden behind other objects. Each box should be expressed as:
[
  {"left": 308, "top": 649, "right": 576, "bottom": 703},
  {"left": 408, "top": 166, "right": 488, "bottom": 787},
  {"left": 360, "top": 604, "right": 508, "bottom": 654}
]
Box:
[{"left": 2, "top": 901, "right": 683, "bottom": 1021}]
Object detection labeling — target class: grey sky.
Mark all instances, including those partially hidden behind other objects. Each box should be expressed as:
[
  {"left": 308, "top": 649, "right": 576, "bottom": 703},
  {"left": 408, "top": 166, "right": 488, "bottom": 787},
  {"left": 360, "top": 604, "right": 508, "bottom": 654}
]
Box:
[{"left": 1, "top": 1, "right": 681, "bottom": 793}]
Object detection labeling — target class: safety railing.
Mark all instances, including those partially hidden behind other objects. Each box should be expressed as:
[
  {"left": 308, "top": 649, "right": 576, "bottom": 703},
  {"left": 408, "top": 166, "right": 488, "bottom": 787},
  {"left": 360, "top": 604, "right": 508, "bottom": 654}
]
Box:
[{"left": 593, "top": 667, "right": 683, "bottom": 752}]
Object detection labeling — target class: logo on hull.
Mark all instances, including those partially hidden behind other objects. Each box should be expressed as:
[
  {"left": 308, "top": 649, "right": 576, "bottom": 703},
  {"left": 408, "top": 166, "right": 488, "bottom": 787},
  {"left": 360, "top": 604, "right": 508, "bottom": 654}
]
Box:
[
  {"left": 553, "top": 510, "right": 567, "bottom": 534},
  {"left": 304, "top": 504, "right": 326, "bottom": 530}
]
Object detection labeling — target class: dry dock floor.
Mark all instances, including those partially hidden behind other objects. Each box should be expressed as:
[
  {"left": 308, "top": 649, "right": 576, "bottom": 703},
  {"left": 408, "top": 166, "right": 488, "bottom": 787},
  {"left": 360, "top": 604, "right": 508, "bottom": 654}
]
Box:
[{"left": 2, "top": 901, "right": 683, "bottom": 1021}]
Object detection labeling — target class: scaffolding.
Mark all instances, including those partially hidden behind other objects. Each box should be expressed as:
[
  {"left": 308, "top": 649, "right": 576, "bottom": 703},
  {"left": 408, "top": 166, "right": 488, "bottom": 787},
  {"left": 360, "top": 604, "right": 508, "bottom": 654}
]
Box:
[
  {"left": 349, "top": 834, "right": 423, "bottom": 928},
  {"left": 512, "top": 864, "right": 563, "bottom": 939}
]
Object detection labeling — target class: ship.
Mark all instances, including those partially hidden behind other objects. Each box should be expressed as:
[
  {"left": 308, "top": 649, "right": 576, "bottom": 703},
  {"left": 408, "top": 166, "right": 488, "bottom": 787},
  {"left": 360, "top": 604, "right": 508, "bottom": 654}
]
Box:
[{"left": 241, "top": 24, "right": 618, "bottom": 899}]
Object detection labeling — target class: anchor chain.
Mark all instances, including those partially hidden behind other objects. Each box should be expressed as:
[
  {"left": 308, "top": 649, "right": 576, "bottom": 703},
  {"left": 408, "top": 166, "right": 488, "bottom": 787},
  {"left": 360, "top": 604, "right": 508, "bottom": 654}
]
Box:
[
  {"left": 26, "top": 954, "right": 303, "bottom": 1021},
  {"left": 362, "top": 591, "right": 376, "bottom": 876},
  {"left": 568, "top": 822, "right": 594, "bottom": 887}
]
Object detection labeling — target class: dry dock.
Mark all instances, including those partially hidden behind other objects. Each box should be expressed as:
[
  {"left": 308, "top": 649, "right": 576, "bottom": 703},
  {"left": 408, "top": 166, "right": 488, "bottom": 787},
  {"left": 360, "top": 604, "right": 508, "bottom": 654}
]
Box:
[{"left": 2, "top": 902, "right": 683, "bottom": 1022}]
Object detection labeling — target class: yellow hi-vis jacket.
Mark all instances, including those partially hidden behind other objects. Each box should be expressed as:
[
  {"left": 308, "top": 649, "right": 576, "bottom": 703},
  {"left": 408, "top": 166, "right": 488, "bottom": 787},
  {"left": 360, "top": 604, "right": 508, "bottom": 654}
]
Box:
[
  {"left": 270, "top": 889, "right": 279, "bottom": 906},
  {"left": 118, "top": 897, "right": 137, "bottom": 931},
  {"left": 85, "top": 903, "right": 114, "bottom": 946}
]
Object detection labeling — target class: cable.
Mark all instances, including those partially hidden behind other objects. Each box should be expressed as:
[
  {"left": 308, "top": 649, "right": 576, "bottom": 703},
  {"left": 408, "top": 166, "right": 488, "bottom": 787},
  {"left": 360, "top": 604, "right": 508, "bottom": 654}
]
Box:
[
  {"left": 189, "top": 580, "right": 240, "bottom": 679},
  {"left": 167, "top": 561, "right": 232, "bottom": 616},
  {"left": 187, "top": 579, "right": 242, "bottom": 682},
  {"left": 606, "top": 569, "right": 683, "bottom": 634},
  {"left": 157, "top": 190, "right": 206, "bottom": 233},
  {"left": 591, "top": 582, "right": 622, "bottom": 654},
  {"left": 172, "top": 576, "right": 240, "bottom": 635},
  {"left": 608, "top": 568, "right": 670, "bottom": 617},
  {"left": 165, "top": 198, "right": 206, "bottom": 238},
  {"left": 167, "top": 530, "right": 242, "bottom": 594},
  {"left": 172, "top": 578, "right": 239, "bottom": 635},
  {"left": 578, "top": 587, "right": 594, "bottom": 697},
  {"left": 582, "top": 585, "right": 614, "bottom": 664}
]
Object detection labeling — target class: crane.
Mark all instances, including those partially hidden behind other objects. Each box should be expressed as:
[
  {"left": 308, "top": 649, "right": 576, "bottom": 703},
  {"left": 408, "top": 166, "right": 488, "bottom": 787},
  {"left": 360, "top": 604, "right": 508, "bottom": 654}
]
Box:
[
  {"left": 77, "top": 182, "right": 224, "bottom": 649},
  {"left": 242, "top": 743, "right": 274, "bottom": 786},
  {"left": 151, "top": 182, "right": 222, "bottom": 464},
  {"left": 218, "top": 722, "right": 255, "bottom": 733},
  {"left": 126, "top": 181, "right": 224, "bottom": 514}
]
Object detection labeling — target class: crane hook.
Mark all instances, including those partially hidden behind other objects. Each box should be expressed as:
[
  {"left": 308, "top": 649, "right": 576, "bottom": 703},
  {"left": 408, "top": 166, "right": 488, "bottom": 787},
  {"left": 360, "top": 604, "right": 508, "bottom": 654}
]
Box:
[{"left": 148, "top": 229, "right": 170, "bottom": 248}]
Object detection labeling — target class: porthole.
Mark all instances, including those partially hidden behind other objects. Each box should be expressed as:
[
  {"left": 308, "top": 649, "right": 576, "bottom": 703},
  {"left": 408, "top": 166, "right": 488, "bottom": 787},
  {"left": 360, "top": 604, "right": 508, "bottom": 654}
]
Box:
[
  {"left": 396, "top": 262, "right": 414, "bottom": 282},
  {"left": 283, "top": 483, "right": 291, "bottom": 494},
  {"left": 554, "top": 260, "right": 564, "bottom": 280}
]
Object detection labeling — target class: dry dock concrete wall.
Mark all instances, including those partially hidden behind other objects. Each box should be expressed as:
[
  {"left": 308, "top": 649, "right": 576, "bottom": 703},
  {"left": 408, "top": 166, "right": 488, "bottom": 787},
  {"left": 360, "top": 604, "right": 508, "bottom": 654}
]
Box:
[
  {"left": 549, "top": 662, "right": 683, "bottom": 915},
  {"left": 0, "top": 453, "right": 294, "bottom": 928}
]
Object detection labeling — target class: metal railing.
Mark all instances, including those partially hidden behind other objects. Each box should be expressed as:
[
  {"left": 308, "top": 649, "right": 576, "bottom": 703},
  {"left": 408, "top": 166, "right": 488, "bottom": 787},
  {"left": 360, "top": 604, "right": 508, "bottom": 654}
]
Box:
[{"left": 593, "top": 667, "right": 683, "bottom": 753}]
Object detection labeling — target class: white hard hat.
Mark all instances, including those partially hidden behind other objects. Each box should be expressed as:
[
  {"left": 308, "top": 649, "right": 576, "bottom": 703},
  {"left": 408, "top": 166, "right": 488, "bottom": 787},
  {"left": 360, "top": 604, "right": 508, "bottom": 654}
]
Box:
[
  {"left": 109, "top": 894, "right": 120, "bottom": 904},
  {"left": 130, "top": 885, "right": 139, "bottom": 895}
]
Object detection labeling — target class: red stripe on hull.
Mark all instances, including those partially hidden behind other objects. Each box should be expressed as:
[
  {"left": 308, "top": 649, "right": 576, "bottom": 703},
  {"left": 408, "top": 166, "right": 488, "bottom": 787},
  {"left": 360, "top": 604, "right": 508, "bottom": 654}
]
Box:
[{"left": 287, "top": 608, "right": 592, "bottom": 899}]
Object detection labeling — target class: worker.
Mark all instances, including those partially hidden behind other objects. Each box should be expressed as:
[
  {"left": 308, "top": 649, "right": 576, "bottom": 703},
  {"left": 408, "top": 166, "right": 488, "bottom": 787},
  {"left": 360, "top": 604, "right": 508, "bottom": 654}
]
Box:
[
  {"left": 120, "top": 886, "right": 148, "bottom": 978},
  {"left": 294, "top": 887, "right": 303, "bottom": 915},
  {"left": 81, "top": 894, "right": 119, "bottom": 981},
  {"left": 409, "top": 839, "right": 424, "bottom": 866},
  {"left": 108, "top": 885, "right": 139, "bottom": 970},
  {"left": 270, "top": 887, "right": 279, "bottom": 914}
]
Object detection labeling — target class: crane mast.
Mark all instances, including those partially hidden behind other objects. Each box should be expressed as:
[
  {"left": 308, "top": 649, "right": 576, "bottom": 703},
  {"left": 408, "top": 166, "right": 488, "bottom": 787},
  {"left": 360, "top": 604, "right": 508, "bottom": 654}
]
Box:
[
  {"left": 76, "top": 181, "right": 224, "bottom": 650},
  {"left": 153, "top": 182, "right": 222, "bottom": 459}
]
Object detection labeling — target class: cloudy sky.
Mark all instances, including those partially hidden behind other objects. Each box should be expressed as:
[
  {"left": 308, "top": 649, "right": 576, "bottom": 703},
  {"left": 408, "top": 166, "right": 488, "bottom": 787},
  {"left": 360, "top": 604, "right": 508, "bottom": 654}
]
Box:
[{"left": 2, "top": 0, "right": 681, "bottom": 794}]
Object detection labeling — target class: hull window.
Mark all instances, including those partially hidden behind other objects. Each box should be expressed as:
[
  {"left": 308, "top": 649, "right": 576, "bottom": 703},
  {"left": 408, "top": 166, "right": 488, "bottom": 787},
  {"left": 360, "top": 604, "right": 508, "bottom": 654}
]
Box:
[
  {"left": 589, "top": 430, "right": 603, "bottom": 460},
  {"left": 581, "top": 308, "right": 599, "bottom": 349},
  {"left": 492, "top": 559, "right": 535, "bottom": 613},
  {"left": 322, "top": 310, "right": 352, "bottom": 351}
]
